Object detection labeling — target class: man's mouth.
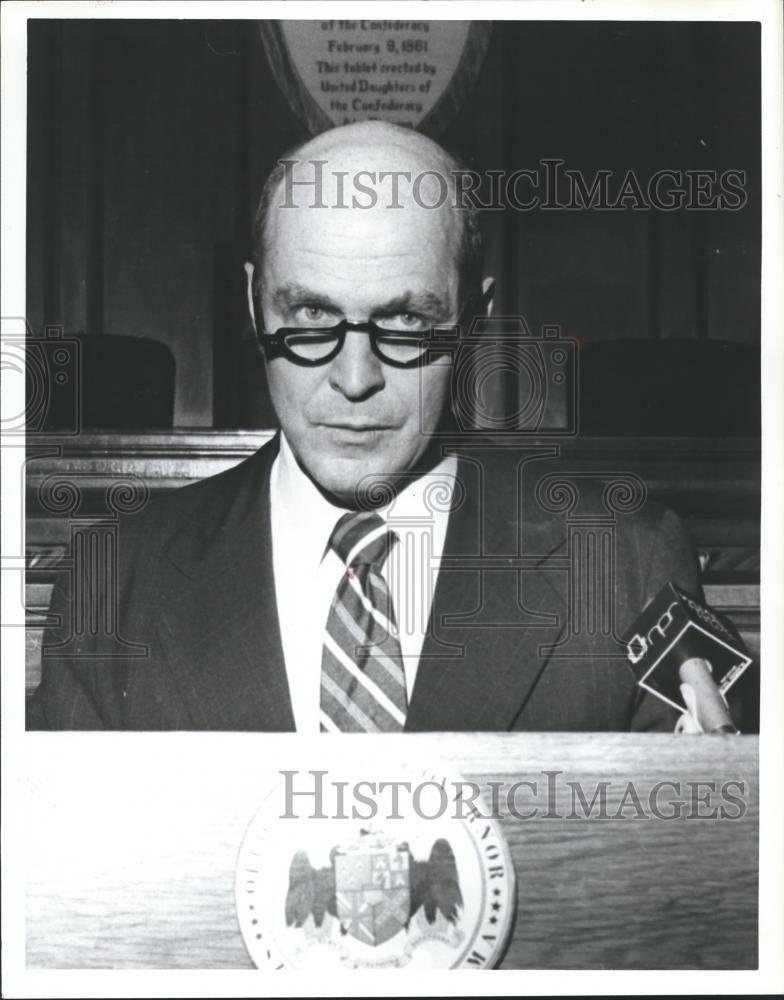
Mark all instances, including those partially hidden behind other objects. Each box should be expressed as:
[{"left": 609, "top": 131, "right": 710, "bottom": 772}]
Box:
[
  {"left": 323, "top": 422, "right": 394, "bottom": 431},
  {"left": 318, "top": 422, "right": 396, "bottom": 445}
]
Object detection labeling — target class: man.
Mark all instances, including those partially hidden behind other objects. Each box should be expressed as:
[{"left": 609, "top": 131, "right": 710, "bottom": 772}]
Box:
[{"left": 27, "top": 121, "right": 700, "bottom": 732}]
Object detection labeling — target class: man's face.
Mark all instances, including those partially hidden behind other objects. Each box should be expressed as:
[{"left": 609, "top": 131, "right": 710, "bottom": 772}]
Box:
[{"left": 253, "top": 174, "right": 461, "bottom": 504}]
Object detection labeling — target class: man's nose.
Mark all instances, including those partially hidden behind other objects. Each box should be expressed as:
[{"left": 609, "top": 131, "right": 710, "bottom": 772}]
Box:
[{"left": 328, "top": 330, "right": 386, "bottom": 400}]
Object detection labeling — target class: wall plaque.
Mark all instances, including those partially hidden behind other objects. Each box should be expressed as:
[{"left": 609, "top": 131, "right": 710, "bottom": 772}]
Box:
[{"left": 259, "top": 19, "right": 492, "bottom": 135}]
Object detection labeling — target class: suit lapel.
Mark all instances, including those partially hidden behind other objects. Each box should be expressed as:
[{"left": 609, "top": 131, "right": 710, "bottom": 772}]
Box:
[
  {"left": 406, "top": 453, "right": 568, "bottom": 731},
  {"left": 157, "top": 437, "right": 296, "bottom": 731},
  {"left": 152, "top": 441, "right": 567, "bottom": 732}
]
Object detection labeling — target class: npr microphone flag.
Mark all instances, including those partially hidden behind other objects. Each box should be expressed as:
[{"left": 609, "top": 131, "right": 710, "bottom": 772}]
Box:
[{"left": 622, "top": 582, "right": 753, "bottom": 713}]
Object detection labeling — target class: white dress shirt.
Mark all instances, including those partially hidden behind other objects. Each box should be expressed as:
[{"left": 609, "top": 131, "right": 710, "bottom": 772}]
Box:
[{"left": 270, "top": 433, "right": 457, "bottom": 733}]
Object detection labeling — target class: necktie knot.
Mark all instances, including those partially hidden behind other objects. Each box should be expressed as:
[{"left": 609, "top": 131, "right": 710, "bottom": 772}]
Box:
[{"left": 329, "top": 510, "right": 396, "bottom": 570}]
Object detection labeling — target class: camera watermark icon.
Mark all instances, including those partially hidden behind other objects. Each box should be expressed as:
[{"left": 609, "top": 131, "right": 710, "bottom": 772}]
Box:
[
  {"left": 1, "top": 317, "right": 81, "bottom": 437},
  {"left": 421, "top": 317, "right": 578, "bottom": 437}
]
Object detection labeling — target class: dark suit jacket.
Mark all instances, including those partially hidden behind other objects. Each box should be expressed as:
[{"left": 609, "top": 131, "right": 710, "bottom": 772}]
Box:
[{"left": 27, "top": 436, "right": 701, "bottom": 731}]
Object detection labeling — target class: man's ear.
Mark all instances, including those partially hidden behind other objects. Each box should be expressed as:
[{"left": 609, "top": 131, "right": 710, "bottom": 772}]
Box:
[
  {"left": 481, "top": 276, "right": 495, "bottom": 316},
  {"left": 244, "top": 262, "right": 257, "bottom": 333}
]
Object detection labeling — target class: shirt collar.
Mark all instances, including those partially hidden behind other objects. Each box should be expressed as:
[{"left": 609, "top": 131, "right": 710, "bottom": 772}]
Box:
[{"left": 273, "top": 433, "right": 457, "bottom": 565}]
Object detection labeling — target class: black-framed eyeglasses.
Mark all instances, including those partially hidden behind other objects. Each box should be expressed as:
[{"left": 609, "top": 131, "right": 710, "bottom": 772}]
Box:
[{"left": 252, "top": 295, "right": 472, "bottom": 369}]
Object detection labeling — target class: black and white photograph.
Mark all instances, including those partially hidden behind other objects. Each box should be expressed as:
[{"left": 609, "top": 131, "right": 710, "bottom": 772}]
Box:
[{"left": 1, "top": 0, "right": 782, "bottom": 994}]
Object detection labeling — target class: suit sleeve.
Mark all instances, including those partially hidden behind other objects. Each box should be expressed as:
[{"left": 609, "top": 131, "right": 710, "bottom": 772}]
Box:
[
  {"left": 628, "top": 506, "right": 703, "bottom": 733},
  {"left": 26, "top": 558, "right": 106, "bottom": 730},
  {"left": 26, "top": 507, "right": 161, "bottom": 730}
]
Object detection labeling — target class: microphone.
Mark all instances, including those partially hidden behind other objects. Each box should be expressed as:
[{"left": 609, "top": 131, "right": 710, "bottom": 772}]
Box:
[
  {"left": 622, "top": 582, "right": 753, "bottom": 734},
  {"left": 678, "top": 658, "right": 737, "bottom": 733}
]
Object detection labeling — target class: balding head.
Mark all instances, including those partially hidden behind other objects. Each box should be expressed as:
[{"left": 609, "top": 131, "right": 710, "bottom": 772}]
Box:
[
  {"left": 252, "top": 121, "right": 482, "bottom": 308},
  {"left": 291, "top": 119, "right": 456, "bottom": 169}
]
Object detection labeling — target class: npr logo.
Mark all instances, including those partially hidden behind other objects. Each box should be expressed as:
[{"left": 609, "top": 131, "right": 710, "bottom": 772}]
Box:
[
  {"left": 622, "top": 581, "right": 753, "bottom": 714},
  {"left": 626, "top": 590, "right": 734, "bottom": 666},
  {"left": 626, "top": 601, "right": 679, "bottom": 664}
]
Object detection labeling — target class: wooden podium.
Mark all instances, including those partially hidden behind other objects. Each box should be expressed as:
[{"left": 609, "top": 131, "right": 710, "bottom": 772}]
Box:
[{"left": 24, "top": 732, "right": 757, "bottom": 970}]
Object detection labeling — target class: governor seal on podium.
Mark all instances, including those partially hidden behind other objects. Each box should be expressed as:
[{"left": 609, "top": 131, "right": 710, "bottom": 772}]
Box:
[{"left": 235, "top": 764, "right": 516, "bottom": 969}]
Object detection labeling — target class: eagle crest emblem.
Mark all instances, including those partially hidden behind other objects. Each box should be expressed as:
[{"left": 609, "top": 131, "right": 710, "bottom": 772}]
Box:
[
  {"left": 235, "top": 764, "right": 516, "bottom": 969},
  {"left": 285, "top": 830, "right": 462, "bottom": 946}
]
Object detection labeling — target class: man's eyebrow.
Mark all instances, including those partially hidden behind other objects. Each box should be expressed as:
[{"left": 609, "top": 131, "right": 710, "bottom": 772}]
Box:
[
  {"left": 271, "top": 284, "right": 343, "bottom": 313},
  {"left": 373, "top": 291, "right": 450, "bottom": 320},
  {"left": 270, "top": 285, "right": 451, "bottom": 320}
]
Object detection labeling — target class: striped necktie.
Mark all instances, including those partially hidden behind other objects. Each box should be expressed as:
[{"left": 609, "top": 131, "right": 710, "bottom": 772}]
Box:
[{"left": 320, "top": 510, "right": 407, "bottom": 733}]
